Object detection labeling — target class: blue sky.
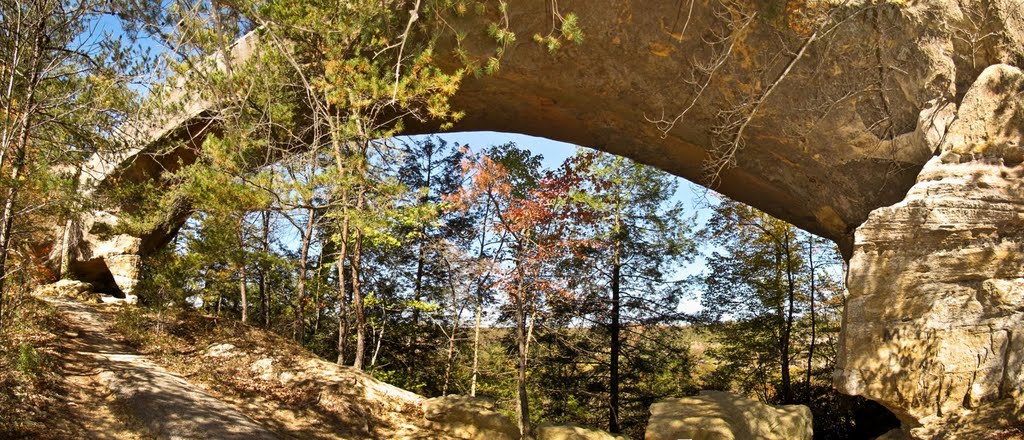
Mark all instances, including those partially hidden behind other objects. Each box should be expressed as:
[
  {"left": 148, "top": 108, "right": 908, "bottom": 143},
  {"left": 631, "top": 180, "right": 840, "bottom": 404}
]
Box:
[
  {"left": 428, "top": 131, "right": 712, "bottom": 314},
  {"left": 267, "top": 130, "right": 711, "bottom": 315}
]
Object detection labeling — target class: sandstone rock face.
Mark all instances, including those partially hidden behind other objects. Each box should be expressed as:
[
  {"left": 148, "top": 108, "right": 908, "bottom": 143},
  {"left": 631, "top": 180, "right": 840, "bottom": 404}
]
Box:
[
  {"left": 644, "top": 390, "right": 812, "bottom": 440},
  {"left": 836, "top": 64, "right": 1024, "bottom": 436},
  {"left": 421, "top": 395, "right": 519, "bottom": 440},
  {"left": 535, "top": 424, "right": 625, "bottom": 440}
]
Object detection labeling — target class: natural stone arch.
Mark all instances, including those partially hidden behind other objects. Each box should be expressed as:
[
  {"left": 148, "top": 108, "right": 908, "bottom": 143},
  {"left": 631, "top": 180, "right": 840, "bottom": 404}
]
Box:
[{"left": 53, "top": 0, "right": 1024, "bottom": 436}]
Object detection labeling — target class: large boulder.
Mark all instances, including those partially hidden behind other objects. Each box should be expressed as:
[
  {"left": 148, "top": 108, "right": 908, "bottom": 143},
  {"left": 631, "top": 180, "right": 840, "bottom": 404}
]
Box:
[
  {"left": 536, "top": 423, "right": 624, "bottom": 440},
  {"left": 835, "top": 64, "right": 1024, "bottom": 437},
  {"left": 422, "top": 395, "right": 519, "bottom": 440},
  {"left": 644, "top": 390, "right": 812, "bottom": 440},
  {"left": 34, "top": 279, "right": 96, "bottom": 301}
]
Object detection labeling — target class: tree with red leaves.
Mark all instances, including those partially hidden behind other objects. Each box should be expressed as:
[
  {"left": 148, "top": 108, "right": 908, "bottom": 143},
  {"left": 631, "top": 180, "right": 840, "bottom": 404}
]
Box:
[{"left": 447, "top": 146, "right": 596, "bottom": 439}]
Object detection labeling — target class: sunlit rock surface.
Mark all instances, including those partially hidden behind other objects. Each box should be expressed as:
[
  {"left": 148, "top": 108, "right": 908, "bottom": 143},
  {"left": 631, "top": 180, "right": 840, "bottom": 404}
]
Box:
[
  {"left": 422, "top": 395, "right": 519, "bottom": 440},
  {"left": 644, "top": 390, "right": 812, "bottom": 440},
  {"left": 536, "top": 423, "right": 625, "bottom": 440},
  {"left": 34, "top": 279, "right": 95, "bottom": 301},
  {"left": 836, "top": 64, "right": 1024, "bottom": 437}
]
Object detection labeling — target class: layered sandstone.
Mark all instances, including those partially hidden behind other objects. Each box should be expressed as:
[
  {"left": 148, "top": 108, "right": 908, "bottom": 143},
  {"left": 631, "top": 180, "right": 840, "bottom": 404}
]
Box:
[
  {"left": 644, "top": 390, "right": 812, "bottom": 440},
  {"left": 836, "top": 64, "right": 1024, "bottom": 436}
]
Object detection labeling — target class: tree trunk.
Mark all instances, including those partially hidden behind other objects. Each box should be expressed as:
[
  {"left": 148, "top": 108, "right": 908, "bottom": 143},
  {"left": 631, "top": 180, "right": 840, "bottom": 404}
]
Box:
[
  {"left": 470, "top": 207, "right": 491, "bottom": 397},
  {"left": 442, "top": 276, "right": 462, "bottom": 395},
  {"left": 0, "top": 26, "right": 42, "bottom": 330},
  {"left": 515, "top": 297, "right": 532, "bottom": 439},
  {"left": 336, "top": 215, "right": 350, "bottom": 365},
  {"left": 370, "top": 307, "right": 385, "bottom": 368},
  {"left": 805, "top": 234, "right": 816, "bottom": 399},
  {"left": 312, "top": 250, "right": 324, "bottom": 336},
  {"left": 260, "top": 211, "right": 270, "bottom": 328},
  {"left": 294, "top": 205, "right": 315, "bottom": 341},
  {"left": 351, "top": 188, "right": 366, "bottom": 370},
  {"left": 469, "top": 300, "right": 481, "bottom": 396},
  {"left": 60, "top": 218, "right": 74, "bottom": 279},
  {"left": 780, "top": 231, "right": 796, "bottom": 404},
  {"left": 609, "top": 240, "right": 622, "bottom": 433},
  {"left": 240, "top": 262, "right": 248, "bottom": 323},
  {"left": 239, "top": 216, "right": 248, "bottom": 323},
  {"left": 412, "top": 150, "right": 433, "bottom": 327},
  {"left": 331, "top": 139, "right": 350, "bottom": 365}
]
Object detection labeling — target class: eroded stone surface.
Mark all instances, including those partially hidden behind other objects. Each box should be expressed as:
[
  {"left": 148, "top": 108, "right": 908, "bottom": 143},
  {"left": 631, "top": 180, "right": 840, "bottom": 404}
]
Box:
[
  {"left": 644, "top": 390, "right": 812, "bottom": 440},
  {"left": 836, "top": 64, "right": 1024, "bottom": 436},
  {"left": 422, "top": 395, "right": 519, "bottom": 440},
  {"left": 35, "top": 279, "right": 96, "bottom": 301},
  {"left": 536, "top": 424, "right": 625, "bottom": 440}
]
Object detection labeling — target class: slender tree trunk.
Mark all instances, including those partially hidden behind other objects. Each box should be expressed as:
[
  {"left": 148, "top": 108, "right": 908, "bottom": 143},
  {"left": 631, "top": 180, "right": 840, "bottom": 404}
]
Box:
[
  {"left": 470, "top": 208, "right": 491, "bottom": 397},
  {"left": 470, "top": 300, "right": 482, "bottom": 397},
  {"left": 781, "top": 231, "right": 796, "bottom": 404},
  {"left": 0, "top": 25, "right": 42, "bottom": 330},
  {"left": 216, "top": 290, "right": 223, "bottom": 316},
  {"left": 238, "top": 216, "right": 248, "bottom": 323},
  {"left": 609, "top": 239, "right": 622, "bottom": 433},
  {"left": 259, "top": 210, "right": 270, "bottom": 328},
  {"left": 370, "top": 307, "right": 385, "bottom": 368},
  {"left": 331, "top": 138, "right": 350, "bottom": 365},
  {"left": 351, "top": 189, "right": 366, "bottom": 370},
  {"left": 312, "top": 250, "right": 324, "bottom": 336},
  {"left": 442, "top": 276, "right": 462, "bottom": 395},
  {"left": 59, "top": 218, "right": 74, "bottom": 279},
  {"left": 294, "top": 206, "right": 315, "bottom": 341},
  {"left": 413, "top": 240, "right": 426, "bottom": 322},
  {"left": 240, "top": 262, "right": 248, "bottom": 323},
  {"left": 336, "top": 215, "right": 350, "bottom": 364},
  {"left": 515, "top": 295, "right": 532, "bottom": 439},
  {"left": 805, "top": 235, "right": 816, "bottom": 399},
  {"left": 412, "top": 152, "right": 433, "bottom": 326}
]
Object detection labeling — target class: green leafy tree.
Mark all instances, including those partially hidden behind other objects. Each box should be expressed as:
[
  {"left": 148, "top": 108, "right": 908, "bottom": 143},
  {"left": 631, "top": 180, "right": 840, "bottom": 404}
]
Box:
[
  {"left": 696, "top": 199, "right": 806, "bottom": 403},
  {"left": 575, "top": 153, "right": 697, "bottom": 433},
  {"left": 0, "top": 0, "right": 147, "bottom": 327}
]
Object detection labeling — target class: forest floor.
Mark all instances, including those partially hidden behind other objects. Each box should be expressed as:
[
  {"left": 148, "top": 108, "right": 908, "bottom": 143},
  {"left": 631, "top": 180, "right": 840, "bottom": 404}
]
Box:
[{"left": 2, "top": 293, "right": 450, "bottom": 439}]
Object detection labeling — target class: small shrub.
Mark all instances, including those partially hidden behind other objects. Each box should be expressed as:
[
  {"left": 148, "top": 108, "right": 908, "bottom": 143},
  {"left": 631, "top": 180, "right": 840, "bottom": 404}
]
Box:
[{"left": 16, "top": 343, "right": 39, "bottom": 378}]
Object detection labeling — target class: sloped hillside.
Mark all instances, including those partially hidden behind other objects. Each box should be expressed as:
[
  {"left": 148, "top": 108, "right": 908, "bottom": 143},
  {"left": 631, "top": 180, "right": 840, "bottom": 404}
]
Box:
[{"left": 112, "top": 306, "right": 450, "bottom": 439}]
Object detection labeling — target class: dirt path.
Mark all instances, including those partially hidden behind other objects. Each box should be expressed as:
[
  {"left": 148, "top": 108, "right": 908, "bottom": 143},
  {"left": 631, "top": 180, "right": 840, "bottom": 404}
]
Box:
[{"left": 42, "top": 296, "right": 281, "bottom": 440}]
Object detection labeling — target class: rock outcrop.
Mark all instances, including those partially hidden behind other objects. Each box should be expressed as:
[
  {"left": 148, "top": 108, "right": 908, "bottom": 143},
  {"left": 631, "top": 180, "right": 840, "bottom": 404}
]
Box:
[
  {"left": 536, "top": 424, "right": 625, "bottom": 440},
  {"left": 34, "top": 279, "right": 96, "bottom": 301},
  {"left": 836, "top": 64, "right": 1024, "bottom": 436},
  {"left": 422, "top": 395, "right": 520, "bottom": 440},
  {"left": 644, "top": 390, "right": 812, "bottom": 440}
]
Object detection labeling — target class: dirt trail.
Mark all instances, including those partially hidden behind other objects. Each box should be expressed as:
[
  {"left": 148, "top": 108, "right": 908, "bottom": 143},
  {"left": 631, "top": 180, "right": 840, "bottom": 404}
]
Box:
[{"left": 42, "top": 296, "right": 281, "bottom": 440}]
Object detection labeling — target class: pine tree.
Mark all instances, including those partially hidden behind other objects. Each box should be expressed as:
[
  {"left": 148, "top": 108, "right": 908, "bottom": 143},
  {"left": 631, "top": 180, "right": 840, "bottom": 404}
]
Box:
[
  {"left": 579, "top": 153, "right": 696, "bottom": 433},
  {"left": 0, "top": 0, "right": 147, "bottom": 327}
]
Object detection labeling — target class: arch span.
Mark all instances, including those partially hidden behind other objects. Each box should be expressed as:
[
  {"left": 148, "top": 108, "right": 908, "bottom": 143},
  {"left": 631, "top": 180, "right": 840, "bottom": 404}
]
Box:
[{"left": 56, "top": 1, "right": 1024, "bottom": 435}]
